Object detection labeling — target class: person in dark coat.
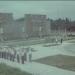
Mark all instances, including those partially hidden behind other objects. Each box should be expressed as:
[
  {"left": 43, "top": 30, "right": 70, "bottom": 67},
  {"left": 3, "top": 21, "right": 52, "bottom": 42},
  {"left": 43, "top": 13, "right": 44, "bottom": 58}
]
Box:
[
  {"left": 6, "top": 47, "right": 10, "bottom": 60},
  {"left": 17, "top": 54, "right": 20, "bottom": 63},
  {"left": 29, "top": 53, "right": 32, "bottom": 62},
  {"left": 28, "top": 47, "right": 32, "bottom": 62},
  {"left": 10, "top": 53, "right": 14, "bottom": 62},
  {"left": 8, "top": 48, "right": 11, "bottom": 61},
  {"left": 3, "top": 51, "right": 6, "bottom": 59},
  {"left": 10, "top": 49, "right": 15, "bottom": 62},
  {"left": 1, "top": 50, "right": 4, "bottom": 59},
  {"left": 7, "top": 50, "right": 10, "bottom": 60},
  {"left": 13, "top": 49, "right": 17, "bottom": 62},
  {"left": 9, "top": 53, "right": 12, "bottom": 61},
  {"left": 60, "top": 38, "right": 63, "bottom": 44},
  {"left": 24, "top": 52, "right": 27, "bottom": 61},
  {"left": 0, "top": 47, "right": 2, "bottom": 58},
  {"left": 21, "top": 55, "right": 24, "bottom": 64},
  {"left": 0, "top": 51, "right": 1, "bottom": 58},
  {"left": 3, "top": 48, "right": 6, "bottom": 59},
  {"left": 6, "top": 47, "right": 9, "bottom": 60}
]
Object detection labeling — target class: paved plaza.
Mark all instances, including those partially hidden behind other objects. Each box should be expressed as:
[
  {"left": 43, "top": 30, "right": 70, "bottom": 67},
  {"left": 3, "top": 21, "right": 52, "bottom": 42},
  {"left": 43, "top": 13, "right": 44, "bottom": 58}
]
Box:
[{"left": 0, "top": 40, "right": 75, "bottom": 75}]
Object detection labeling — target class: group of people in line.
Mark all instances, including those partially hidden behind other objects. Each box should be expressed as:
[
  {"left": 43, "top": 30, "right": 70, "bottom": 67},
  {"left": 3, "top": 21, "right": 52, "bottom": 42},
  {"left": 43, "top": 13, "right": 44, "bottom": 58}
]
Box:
[
  {"left": 0, "top": 46, "right": 32, "bottom": 64},
  {"left": 55, "top": 38, "right": 63, "bottom": 44}
]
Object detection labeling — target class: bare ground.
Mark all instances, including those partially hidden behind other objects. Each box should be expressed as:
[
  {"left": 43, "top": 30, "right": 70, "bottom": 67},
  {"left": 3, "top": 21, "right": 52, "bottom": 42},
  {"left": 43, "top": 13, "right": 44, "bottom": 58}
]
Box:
[{"left": 34, "top": 54, "right": 75, "bottom": 71}]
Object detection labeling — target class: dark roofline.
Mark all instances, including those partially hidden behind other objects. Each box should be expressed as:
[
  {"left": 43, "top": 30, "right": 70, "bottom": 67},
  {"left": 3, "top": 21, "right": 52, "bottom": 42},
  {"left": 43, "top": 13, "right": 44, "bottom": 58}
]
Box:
[
  {"left": 0, "top": 12, "right": 13, "bottom": 15},
  {"left": 15, "top": 18, "right": 24, "bottom": 21},
  {"left": 24, "top": 14, "right": 46, "bottom": 16}
]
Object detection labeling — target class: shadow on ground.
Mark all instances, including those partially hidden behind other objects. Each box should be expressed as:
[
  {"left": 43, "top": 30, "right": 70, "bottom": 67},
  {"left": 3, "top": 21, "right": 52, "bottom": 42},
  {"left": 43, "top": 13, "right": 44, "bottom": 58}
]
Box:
[{"left": 34, "top": 54, "right": 75, "bottom": 72}]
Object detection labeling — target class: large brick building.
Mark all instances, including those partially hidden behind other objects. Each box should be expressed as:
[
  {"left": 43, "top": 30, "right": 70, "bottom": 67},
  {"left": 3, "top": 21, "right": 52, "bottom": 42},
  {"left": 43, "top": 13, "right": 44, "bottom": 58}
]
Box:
[
  {"left": 24, "top": 14, "right": 51, "bottom": 38},
  {"left": 0, "top": 13, "right": 51, "bottom": 40},
  {"left": 15, "top": 18, "right": 25, "bottom": 39},
  {"left": 15, "top": 14, "right": 51, "bottom": 39},
  {"left": 0, "top": 13, "right": 14, "bottom": 40}
]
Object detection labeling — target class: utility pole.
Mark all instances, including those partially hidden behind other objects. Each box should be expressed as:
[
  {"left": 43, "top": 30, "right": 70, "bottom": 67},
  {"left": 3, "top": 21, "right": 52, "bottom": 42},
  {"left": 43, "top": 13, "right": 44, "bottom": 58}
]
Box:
[
  {"left": 65, "top": 27, "right": 67, "bottom": 39},
  {"left": 39, "top": 26, "right": 42, "bottom": 38},
  {"left": 0, "top": 23, "right": 4, "bottom": 41}
]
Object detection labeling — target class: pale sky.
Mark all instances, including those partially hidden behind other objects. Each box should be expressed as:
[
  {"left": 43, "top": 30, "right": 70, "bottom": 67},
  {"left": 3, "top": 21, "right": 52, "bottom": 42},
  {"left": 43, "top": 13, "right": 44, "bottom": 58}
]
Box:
[{"left": 0, "top": 1, "right": 75, "bottom": 20}]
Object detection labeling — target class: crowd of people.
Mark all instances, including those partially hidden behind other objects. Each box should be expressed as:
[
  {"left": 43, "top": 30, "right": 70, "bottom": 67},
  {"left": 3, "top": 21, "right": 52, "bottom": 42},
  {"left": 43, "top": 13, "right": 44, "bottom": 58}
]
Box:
[
  {"left": 55, "top": 38, "right": 63, "bottom": 44},
  {"left": 0, "top": 46, "right": 32, "bottom": 64}
]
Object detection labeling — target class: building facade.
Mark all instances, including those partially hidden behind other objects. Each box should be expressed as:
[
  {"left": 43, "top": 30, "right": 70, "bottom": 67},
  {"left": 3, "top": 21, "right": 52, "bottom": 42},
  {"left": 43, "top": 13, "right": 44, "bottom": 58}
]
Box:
[
  {"left": 0, "top": 13, "right": 14, "bottom": 41},
  {"left": 0, "top": 13, "right": 51, "bottom": 41},
  {"left": 15, "top": 18, "right": 26, "bottom": 39},
  {"left": 24, "top": 14, "right": 51, "bottom": 38}
]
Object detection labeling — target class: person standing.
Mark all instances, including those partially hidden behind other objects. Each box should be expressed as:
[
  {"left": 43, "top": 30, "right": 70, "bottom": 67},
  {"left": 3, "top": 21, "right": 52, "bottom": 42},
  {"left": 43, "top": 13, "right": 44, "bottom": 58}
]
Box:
[
  {"left": 29, "top": 53, "right": 32, "bottom": 62},
  {"left": 11, "top": 49, "right": 14, "bottom": 62},
  {"left": 13, "top": 49, "right": 17, "bottom": 62},
  {"left": 4, "top": 48, "right": 6, "bottom": 59},
  {"left": 16, "top": 50, "right": 20, "bottom": 63},
  {"left": 6, "top": 47, "right": 9, "bottom": 60},
  {"left": 0, "top": 47, "right": 2, "bottom": 58},
  {"left": 20, "top": 48, "right": 24, "bottom": 64},
  {"left": 25, "top": 47, "right": 29, "bottom": 62},
  {"left": 2, "top": 47, "right": 4, "bottom": 59},
  {"left": 0, "top": 51, "right": 1, "bottom": 58},
  {"left": 55, "top": 38, "right": 58, "bottom": 44},
  {"left": 24, "top": 51, "right": 27, "bottom": 62},
  {"left": 21, "top": 55, "right": 24, "bottom": 64},
  {"left": 17, "top": 54, "right": 20, "bottom": 63},
  {"left": 60, "top": 38, "right": 63, "bottom": 44},
  {"left": 9, "top": 48, "right": 12, "bottom": 61},
  {"left": 28, "top": 47, "right": 32, "bottom": 62}
]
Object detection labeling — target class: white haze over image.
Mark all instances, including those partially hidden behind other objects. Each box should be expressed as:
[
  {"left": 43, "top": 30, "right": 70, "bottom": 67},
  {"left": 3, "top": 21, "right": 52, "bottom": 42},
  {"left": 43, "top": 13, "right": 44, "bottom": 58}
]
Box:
[{"left": 0, "top": 1, "right": 75, "bottom": 20}]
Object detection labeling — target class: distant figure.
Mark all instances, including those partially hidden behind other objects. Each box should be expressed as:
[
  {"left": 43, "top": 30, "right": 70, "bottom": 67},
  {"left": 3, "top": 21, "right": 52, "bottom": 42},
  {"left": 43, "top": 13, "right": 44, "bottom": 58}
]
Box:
[
  {"left": 29, "top": 53, "right": 32, "bottom": 62},
  {"left": 60, "top": 38, "right": 63, "bottom": 44},
  {"left": 13, "top": 49, "right": 17, "bottom": 61},
  {"left": 17, "top": 54, "right": 20, "bottom": 63},
  {"left": 21, "top": 55, "right": 24, "bottom": 64},
  {"left": 0, "top": 51, "right": 1, "bottom": 58},
  {"left": 0, "top": 47, "right": 2, "bottom": 58},
  {"left": 55, "top": 38, "right": 58, "bottom": 44},
  {"left": 24, "top": 52, "right": 27, "bottom": 61},
  {"left": 29, "top": 47, "right": 32, "bottom": 62}
]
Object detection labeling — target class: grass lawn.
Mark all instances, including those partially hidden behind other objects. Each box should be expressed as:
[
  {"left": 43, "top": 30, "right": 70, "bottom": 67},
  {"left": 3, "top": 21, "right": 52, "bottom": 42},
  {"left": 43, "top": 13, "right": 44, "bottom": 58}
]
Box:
[
  {"left": 68, "top": 40, "right": 75, "bottom": 43},
  {"left": 43, "top": 43, "right": 60, "bottom": 47},
  {"left": 0, "top": 63, "right": 31, "bottom": 75},
  {"left": 34, "top": 54, "right": 75, "bottom": 71}
]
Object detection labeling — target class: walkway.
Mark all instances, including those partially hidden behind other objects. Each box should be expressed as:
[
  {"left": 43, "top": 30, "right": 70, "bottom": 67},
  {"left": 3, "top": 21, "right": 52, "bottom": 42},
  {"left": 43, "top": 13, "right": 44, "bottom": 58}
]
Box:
[
  {"left": 0, "top": 40, "right": 75, "bottom": 75},
  {"left": 0, "top": 59, "right": 75, "bottom": 75}
]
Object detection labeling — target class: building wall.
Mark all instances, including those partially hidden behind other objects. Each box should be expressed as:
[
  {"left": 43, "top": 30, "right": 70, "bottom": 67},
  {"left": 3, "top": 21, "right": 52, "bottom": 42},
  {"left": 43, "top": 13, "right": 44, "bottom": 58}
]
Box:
[
  {"left": 0, "top": 13, "right": 51, "bottom": 40},
  {"left": 15, "top": 18, "right": 26, "bottom": 39},
  {"left": 46, "top": 19, "right": 51, "bottom": 36},
  {"left": 24, "top": 14, "right": 50, "bottom": 37},
  {"left": 0, "top": 13, "right": 14, "bottom": 40}
]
